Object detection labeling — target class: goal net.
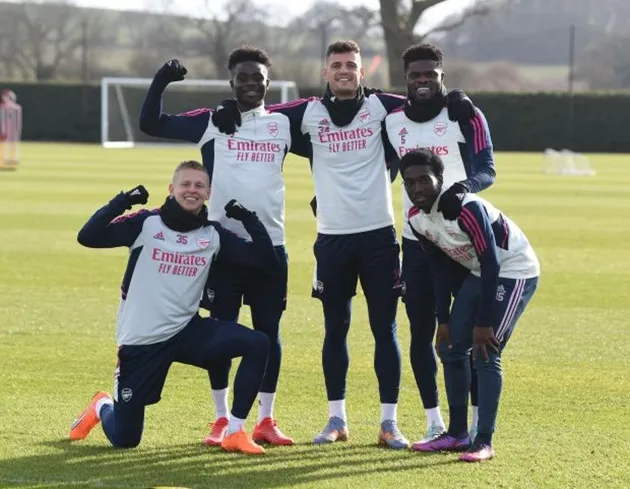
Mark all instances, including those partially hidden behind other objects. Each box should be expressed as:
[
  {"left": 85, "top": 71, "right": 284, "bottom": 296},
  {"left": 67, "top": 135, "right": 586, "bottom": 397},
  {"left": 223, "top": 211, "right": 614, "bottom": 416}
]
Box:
[
  {"left": 101, "top": 77, "right": 300, "bottom": 148},
  {"left": 543, "top": 148, "right": 596, "bottom": 176}
]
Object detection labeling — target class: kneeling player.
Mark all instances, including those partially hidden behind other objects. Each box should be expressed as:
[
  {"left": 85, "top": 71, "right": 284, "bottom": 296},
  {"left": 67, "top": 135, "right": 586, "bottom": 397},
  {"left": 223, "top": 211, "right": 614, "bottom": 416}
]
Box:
[
  {"left": 400, "top": 149, "right": 540, "bottom": 462},
  {"left": 68, "top": 160, "right": 279, "bottom": 455}
]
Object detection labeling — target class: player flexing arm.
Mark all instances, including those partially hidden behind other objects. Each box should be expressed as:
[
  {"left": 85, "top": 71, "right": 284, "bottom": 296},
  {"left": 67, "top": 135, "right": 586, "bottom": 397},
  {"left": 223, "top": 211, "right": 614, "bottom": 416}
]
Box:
[
  {"left": 139, "top": 60, "right": 210, "bottom": 143},
  {"left": 210, "top": 41, "right": 476, "bottom": 451},
  {"left": 69, "top": 161, "right": 278, "bottom": 455},
  {"left": 78, "top": 192, "right": 277, "bottom": 271}
]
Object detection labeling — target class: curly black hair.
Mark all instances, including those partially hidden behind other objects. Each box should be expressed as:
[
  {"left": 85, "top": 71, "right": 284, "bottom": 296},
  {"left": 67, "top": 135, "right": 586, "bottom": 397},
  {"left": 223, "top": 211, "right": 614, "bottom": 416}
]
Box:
[
  {"left": 401, "top": 43, "right": 443, "bottom": 71},
  {"left": 227, "top": 45, "right": 272, "bottom": 71},
  {"left": 399, "top": 149, "right": 444, "bottom": 184}
]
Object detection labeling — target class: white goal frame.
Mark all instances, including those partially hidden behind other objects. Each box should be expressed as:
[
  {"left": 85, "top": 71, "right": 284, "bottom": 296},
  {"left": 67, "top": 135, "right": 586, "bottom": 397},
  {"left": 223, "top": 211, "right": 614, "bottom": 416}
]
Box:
[{"left": 100, "top": 77, "right": 299, "bottom": 148}]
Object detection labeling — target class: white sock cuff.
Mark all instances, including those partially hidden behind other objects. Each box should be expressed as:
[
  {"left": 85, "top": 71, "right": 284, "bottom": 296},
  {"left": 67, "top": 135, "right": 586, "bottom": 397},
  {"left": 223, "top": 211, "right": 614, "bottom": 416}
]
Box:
[
  {"left": 212, "top": 388, "right": 229, "bottom": 419},
  {"left": 95, "top": 397, "right": 113, "bottom": 420},
  {"left": 329, "top": 399, "right": 347, "bottom": 422},
  {"left": 257, "top": 392, "right": 276, "bottom": 423},
  {"left": 381, "top": 403, "right": 398, "bottom": 422},
  {"left": 426, "top": 407, "right": 445, "bottom": 428}
]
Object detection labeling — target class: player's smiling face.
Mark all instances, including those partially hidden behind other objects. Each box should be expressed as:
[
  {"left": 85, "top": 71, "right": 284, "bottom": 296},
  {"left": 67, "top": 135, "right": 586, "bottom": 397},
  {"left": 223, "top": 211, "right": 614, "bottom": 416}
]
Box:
[
  {"left": 403, "top": 164, "right": 441, "bottom": 212},
  {"left": 169, "top": 168, "right": 210, "bottom": 215},
  {"left": 230, "top": 61, "right": 269, "bottom": 111},
  {"left": 323, "top": 51, "right": 364, "bottom": 100},
  {"left": 405, "top": 60, "right": 444, "bottom": 102}
]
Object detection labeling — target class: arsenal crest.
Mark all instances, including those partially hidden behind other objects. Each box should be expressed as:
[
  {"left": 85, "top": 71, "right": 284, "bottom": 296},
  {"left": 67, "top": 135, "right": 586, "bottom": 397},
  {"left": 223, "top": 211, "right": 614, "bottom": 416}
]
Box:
[
  {"left": 267, "top": 122, "right": 278, "bottom": 137},
  {"left": 359, "top": 109, "right": 370, "bottom": 122},
  {"left": 434, "top": 121, "right": 447, "bottom": 136},
  {"left": 197, "top": 238, "right": 210, "bottom": 249}
]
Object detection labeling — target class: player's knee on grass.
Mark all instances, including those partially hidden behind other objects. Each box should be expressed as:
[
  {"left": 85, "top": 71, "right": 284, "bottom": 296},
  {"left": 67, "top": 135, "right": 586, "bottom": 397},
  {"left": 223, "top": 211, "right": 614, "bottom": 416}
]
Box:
[
  {"left": 112, "top": 433, "right": 142, "bottom": 449},
  {"left": 102, "top": 406, "right": 144, "bottom": 449}
]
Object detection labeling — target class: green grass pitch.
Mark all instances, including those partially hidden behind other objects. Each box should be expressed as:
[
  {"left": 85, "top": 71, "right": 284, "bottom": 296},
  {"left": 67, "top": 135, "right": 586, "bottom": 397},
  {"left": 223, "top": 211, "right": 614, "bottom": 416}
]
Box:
[{"left": 0, "top": 143, "right": 628, "bottom": 489}]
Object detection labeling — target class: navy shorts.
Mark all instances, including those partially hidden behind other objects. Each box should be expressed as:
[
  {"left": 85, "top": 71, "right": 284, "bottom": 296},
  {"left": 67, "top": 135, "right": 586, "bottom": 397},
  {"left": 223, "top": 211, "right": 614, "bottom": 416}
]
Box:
[
  {"left": 312, "top": 226, "right": 402, "bottom": 301},
  {"left": 203, "top": 245, "right": 288, "bottom": 318},
  {"left": 113, "top": 314, "right": 262, "bottom": 410}
]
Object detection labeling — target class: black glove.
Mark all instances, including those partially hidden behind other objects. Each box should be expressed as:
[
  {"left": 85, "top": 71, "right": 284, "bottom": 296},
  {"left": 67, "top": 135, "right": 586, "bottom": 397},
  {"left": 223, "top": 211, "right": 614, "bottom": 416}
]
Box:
[
  {"left": 121, "top": 185, "right": 149, "bottom": 209},
  {"left": 211, "top": 98, "right": 242, "bottom": 135},
  {"left": 437, "top": 182, "right": 469, "bottom": 220},
  {"left": 446, "top": 89, "right": 475, "bottom": 123},
  {"left": 309, "top": 196, "right": 317, "bottom": 217},
  {"left": 225, "top": 199, "right": 254, "bottom": 221},
  {"left": 363, "top": 86, "right": 383, "bottom": 97},
  {"left": 155, "top": 59, "right": 187, "bottom": 83}
]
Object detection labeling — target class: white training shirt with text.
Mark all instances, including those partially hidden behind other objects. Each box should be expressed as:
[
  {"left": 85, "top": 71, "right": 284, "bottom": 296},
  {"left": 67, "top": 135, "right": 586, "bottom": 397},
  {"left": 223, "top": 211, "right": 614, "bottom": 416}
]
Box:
[
  {"left": 302, "top": 96, "right": 395, "bottom": 234},
  {"left": 408, "top": 193, "right": 540, "bottom": 279},
  {"left": 116, "top": 215, "right": 220, "bottom": 345},
  {"left": 385, "top": 107, "right": 468, "bottom": 240},
  {"left": 197, "top": 105, "right": 291, "bottom": 246}
]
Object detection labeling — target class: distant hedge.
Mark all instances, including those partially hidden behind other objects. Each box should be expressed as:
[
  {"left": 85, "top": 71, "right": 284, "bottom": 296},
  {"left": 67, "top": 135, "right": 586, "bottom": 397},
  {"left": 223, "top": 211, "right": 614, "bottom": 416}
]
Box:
[{"left": 1, "top": 81, "right": 629, "bottom": 152}]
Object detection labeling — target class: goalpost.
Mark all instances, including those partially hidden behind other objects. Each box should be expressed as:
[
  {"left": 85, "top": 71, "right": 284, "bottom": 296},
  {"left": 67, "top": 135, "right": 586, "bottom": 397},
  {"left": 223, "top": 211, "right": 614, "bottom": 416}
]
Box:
[
  {"left": 542, "top": 148, "right": 596, "bottom": 176},
  {"left": 101, "top": 77, "right": 300, "bottom": 148}
]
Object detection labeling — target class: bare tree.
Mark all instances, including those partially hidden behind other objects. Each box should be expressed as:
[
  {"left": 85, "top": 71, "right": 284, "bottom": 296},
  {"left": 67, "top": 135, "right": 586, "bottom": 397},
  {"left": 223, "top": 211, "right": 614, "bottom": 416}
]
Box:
[
  {"left": 189, "top": 0, "right": 271, "bottom": 77},
  {"left": 124, "top": 5, "right": 190, "bottom": 77},
  {"left": 0, "top": 1, "right": 89, "bottom": 81},
  {"left": 379, "top": 0, "right": 499, "bottom": 85},
  {"left": 576, "top": 35, "right": 630, "bottom": 90},
  {"left": 286, "top": 2, "right": 382, "bottom": 61}
]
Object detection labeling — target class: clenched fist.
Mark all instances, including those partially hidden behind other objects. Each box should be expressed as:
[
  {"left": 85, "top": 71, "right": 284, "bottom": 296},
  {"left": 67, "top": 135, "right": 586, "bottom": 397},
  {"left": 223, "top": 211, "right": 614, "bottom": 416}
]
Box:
[{"left": 156, "top": 59, "right": 187, "bottom": 83}]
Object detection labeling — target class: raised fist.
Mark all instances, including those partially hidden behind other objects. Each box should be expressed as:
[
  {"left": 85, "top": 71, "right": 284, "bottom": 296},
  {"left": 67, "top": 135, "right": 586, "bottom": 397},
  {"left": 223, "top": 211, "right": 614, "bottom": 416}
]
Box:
[
  {"left": 122, "top": 185, "right": 149, "bottom": 207},
  {"left": 225, "top": 199, "right": 254, "bottom": 221},
  {"left": 156, "top": 59, "right": 187, "bottom": 83}
]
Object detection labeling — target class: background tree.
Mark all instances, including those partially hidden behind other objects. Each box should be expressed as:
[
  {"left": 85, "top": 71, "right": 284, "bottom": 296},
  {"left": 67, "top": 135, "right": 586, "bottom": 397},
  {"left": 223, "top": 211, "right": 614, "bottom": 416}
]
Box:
[
  {"left": 0, "top": 0, "right": 88, "bottom": 81},
  {"left": 378, "top": 0, "right": 500, "bottom": 85},
  {"left": 189, "top": 0, "right": 271, "bottom": 77},
  {"left": 576, "top": 35, "right": 630, "bottom": 90}
]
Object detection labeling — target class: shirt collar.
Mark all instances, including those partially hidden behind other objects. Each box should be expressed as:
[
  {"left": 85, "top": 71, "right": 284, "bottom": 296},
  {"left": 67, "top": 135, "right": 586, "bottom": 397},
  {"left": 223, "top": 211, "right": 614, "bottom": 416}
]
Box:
[{"left": 241, "top": 104, "right": 266, "bottom": 118}]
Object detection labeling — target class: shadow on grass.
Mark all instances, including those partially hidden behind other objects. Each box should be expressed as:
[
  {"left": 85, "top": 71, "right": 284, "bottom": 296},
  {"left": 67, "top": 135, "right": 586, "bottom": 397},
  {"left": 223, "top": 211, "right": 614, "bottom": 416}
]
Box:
[{"left": 0, "top": 438, "right": 462, "bottom": 488}]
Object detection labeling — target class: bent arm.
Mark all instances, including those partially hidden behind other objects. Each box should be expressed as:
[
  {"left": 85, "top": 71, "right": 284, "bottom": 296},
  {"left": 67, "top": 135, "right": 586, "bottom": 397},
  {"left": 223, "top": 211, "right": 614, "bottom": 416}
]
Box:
[
  {"left": 77, "top": 194, "right": 149, "bottom": 248},
  {"left": 457, "top": 201, "right": 500, "bottom": 326},
  {"left": 459, "top": 109, "right": 496, "bottom": 193},
  {"left": 215, "top": 216, "right": 279, "bottom": 269},
  {"left": 139, "top": 75, "right": 210, "bottom": 143}
]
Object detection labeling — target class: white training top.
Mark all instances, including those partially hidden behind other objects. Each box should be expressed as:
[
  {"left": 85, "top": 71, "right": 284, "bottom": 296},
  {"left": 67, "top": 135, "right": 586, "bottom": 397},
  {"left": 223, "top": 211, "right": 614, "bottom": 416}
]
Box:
[{"left": 197, "top": 105, "right": 291, "bottom": 246}]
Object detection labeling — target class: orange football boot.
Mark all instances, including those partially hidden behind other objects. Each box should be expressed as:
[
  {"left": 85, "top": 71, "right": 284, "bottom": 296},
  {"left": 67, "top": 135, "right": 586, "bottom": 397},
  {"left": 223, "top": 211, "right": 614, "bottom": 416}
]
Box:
[
  {"left": 221, "top": 428, "right": 265, "bottom": 455},
  {"left": 69, "top": 391, "right": 112, "bottom": 441}
]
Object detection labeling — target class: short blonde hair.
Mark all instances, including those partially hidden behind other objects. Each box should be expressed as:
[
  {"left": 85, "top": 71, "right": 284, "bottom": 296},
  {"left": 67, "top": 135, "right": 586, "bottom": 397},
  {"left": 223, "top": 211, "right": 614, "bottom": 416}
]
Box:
[{"left": 172, "top": 160, "right": 208, "bottom": 184}]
